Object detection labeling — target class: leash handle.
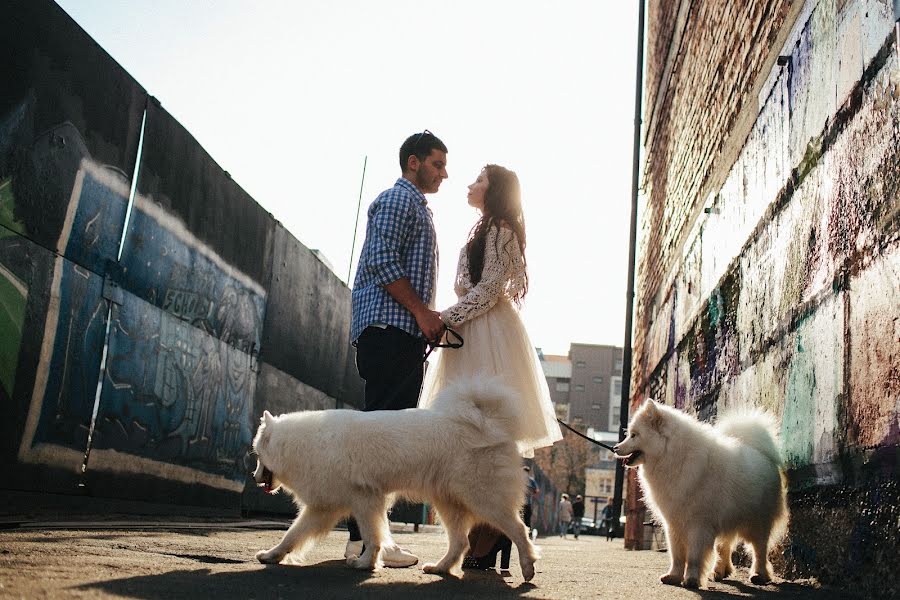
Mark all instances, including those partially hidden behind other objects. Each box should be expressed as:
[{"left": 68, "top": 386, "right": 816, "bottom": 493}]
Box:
[
  {"left": 430, "top": 326, "right": 463, "bottom": 349},
  {"left": 423, "top": 326, "right": 464, "bottom": 362}
]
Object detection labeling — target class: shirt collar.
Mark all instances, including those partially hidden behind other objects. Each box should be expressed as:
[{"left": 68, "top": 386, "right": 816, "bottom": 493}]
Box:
[{"left": 397, "top": 177, "right": 428, "bottom": 206}]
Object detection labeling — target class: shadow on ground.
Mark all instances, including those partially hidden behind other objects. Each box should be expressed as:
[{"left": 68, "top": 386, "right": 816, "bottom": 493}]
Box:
[{"left": 75, "top": 560, "right": 542, "bottom": 600}]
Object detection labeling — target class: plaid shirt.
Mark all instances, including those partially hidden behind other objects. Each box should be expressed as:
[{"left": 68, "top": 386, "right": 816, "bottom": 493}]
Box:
[{"left": 351, "top": 178, "right": 438, "bottom": 342}]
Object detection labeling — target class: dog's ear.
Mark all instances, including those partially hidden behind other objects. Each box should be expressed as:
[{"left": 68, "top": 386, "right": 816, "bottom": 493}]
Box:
[
  {"left": 644, "top": 399, "right": 664, "bottom": 431},
  {"left": 262, "top": 410, "right": 274, "bottom": 425}
]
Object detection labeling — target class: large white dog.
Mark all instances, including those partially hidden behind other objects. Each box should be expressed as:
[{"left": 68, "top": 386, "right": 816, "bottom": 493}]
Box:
[
  {"left": 614, "top": 400, "right": 788, "bottom": 588},
  {"left": 251, "top": 376, "right": 539, "bottom": 581}
]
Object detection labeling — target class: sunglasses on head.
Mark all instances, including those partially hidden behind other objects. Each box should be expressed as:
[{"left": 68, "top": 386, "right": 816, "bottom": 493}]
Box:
[{"left": 411, "top": 129, "right": 433, "bottom": 152}]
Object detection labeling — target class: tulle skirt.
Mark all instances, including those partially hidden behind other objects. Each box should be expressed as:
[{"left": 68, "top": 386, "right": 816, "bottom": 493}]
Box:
[{"left": 419, "top": 300, "right": 563, "bottom": 457}]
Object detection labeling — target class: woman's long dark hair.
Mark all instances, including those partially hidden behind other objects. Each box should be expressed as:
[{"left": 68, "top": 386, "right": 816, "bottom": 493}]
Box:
[{"left": 465, "top": 164, "right": 528, "bottom": 303}]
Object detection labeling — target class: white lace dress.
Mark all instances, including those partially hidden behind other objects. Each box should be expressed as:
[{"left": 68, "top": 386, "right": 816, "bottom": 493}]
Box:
[{"left": 419, "top": 225, "right": 562, "bottom": 456}]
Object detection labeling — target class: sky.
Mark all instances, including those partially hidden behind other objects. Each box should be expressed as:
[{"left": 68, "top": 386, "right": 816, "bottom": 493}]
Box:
[{"left": 55, "top": 0, "right": 642, "bottom": 356}]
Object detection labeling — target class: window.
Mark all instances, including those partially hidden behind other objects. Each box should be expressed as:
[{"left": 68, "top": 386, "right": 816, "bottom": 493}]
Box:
[
  {"left": 556, "top": 381, "right": 570, "bottom": 392},
  {"left": 610, "top": 376, "right": 623, "bottom": 429},
  {"left": 574, "top": 384, "right": 585, "bottom": 391},
  {"left": 615, "top": 359, "right": 623, "bottom": 372},
  {"left": 592, "top": 376, "right": 603, "bottom": 384},
  {"left": 591, "top": 403, "right": 601, "bottom": 410},
  {"left": 575, "top": 360, "right": 586, "bottom": 368}
]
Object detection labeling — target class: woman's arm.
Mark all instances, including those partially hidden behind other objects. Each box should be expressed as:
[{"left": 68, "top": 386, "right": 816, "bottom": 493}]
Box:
[{"left": 441, "top": 226, "right": 522, "bottom": 326}]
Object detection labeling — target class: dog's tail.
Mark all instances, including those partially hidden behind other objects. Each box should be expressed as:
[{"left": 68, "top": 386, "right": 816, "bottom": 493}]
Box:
[
  {"left": 429, "top": 375, "right": 528, "bottom": 445},
  {"left": 719, "top": 410, "right": 790, "bottom": 542},
  {"left": 717, "top": 410, "right": 782, "bottom": 466}
]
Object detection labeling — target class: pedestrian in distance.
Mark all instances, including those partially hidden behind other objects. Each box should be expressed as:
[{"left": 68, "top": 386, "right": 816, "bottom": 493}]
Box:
[
  {"left": 572, "top": 494, "right": 585, "bottom": 539},
  {"left": 558, "top": 493, "right": 573, "bottom": 538},
  {"left": 601, "top": 499, "right": 615, "bottom": 541}
]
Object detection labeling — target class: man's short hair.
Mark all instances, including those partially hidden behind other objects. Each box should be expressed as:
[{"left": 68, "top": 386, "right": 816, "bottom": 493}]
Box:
[{"left": 399, "top": 130, "right": 447, "bottom": 170}]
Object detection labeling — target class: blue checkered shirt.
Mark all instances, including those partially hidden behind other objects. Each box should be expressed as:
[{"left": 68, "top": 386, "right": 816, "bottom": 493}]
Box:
[{"left": 351, "top": 178, "right": 438, "bottom": 342}]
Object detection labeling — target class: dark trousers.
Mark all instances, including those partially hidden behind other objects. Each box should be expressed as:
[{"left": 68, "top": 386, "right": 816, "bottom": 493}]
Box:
[
  {"left": 523, "top": 504, "right": 533, "bottom": 528},
  {"left": 356, "top": 325, "right": 427, "bottom": 411},
  {"left": 347, "top": 326, "right": 427, "bottom": 541}
]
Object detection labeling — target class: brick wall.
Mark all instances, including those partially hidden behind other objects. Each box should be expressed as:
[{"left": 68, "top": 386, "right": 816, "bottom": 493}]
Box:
[{"left": 633, "top": 0, "right": 899, "bottom": 595}]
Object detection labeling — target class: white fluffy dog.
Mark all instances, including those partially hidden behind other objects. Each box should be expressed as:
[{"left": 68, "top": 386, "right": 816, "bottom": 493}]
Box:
[
  {"left": 614, "top": 400, "right": 788, "bottom": 588},
  {"left": 251, "top": 376, "right": 539, "bottom": 581}
]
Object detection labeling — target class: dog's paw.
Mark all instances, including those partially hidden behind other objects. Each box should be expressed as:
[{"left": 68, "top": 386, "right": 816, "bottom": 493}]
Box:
[
  {"left": 660, "top": 573, "right": 682, "bottom": 586},
  {"left": 713, "top": 566, "right": 733, "bottom": 581},
  {"left": 750, "top": 573, "right": 773, "bottom": 585},
  {"left": 682, "top": 577, "right": 700, "bottom": 589},
  {"left": 348, "top": 556, "right": 378, "bottom": 571},
  {"left": 256, "top": 549, "right": 284, "bottom": 564},
  {"left": 423, "top": 562, "right": 462, "bottom": 578},
  {"left": 521, "top": 560, "right": 535, "bottom": 583},
  {"left": 422, "top": 562, "right": 444, "bottom": 575}
]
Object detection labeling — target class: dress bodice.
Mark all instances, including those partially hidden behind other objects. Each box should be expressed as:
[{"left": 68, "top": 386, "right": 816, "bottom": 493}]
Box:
[{"left": 441, "top": 226, "right": 526, "bottom": 327}]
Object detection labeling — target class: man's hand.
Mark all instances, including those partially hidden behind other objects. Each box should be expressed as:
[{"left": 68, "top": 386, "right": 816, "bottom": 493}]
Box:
[
  {"left": 383, "top": 278, "right": 445, "bottom": 343},
  {"left": 416, "top": 309, "right": 445, "bottom": 343}
]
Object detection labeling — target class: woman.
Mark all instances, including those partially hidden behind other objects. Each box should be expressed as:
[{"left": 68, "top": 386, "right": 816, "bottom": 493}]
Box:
[
  {"left": 419, "top": 164, "right": 562, "bottom": 569},
  {"left": 419, "top": 164, "right": 561, "bottom": 455}
]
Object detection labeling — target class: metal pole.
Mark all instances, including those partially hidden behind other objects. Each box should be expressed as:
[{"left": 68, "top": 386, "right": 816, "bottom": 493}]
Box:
[
  {"left": 612, "top": 0, "right": 646, "bottom": 541},
  {"left": 347, "top": 155, "right": 368, "bottom": 284}
]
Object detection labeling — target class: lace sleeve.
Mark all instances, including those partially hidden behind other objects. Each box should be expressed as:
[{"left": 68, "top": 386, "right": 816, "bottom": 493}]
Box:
[{"left": 441, "top": 226, "right": 524, "bottom": 326}]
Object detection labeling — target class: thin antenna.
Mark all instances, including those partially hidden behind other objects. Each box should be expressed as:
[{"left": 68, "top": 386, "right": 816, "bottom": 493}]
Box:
[{"left": 347, "top": 155, "right": 367, "bottom": 284}]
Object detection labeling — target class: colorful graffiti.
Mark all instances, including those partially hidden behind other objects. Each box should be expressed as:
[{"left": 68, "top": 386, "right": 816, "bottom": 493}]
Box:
[{"left": 633, "top": 0, "right": 899, "bottom": 593}]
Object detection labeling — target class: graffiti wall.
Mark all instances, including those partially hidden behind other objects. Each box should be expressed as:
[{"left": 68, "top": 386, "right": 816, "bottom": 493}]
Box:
[
  {"left": 634, "top": 0, "right": 899, "bottom": 595},
  {"left": 1, "top": 0, "right": 362, "bottom": 511}
]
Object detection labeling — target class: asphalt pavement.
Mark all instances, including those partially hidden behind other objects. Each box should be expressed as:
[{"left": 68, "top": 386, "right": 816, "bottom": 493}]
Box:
[{"left": 0, "top": 516, "right": 849, "bottom": 599}]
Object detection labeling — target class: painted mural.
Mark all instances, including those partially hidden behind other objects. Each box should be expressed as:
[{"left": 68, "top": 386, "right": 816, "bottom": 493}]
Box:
[
  {"left": 117, "top": 195, "right": 266, "bottom": 357},
  {"left": 93, "top": 291, "right": 255, "bottom": 482},
  {"left": 13, "top": 156, "right": 127, "bottom": 469},
  {"left": 2, "top": 0, "right": 364, "bottom": 507}
]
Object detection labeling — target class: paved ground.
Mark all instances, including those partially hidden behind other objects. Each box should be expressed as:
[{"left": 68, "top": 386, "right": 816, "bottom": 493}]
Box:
[{"left": 0, "top": 516, "right": 849, "bottom": 599}]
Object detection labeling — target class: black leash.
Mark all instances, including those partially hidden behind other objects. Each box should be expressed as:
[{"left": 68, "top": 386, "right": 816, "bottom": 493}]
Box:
[
  {"left": 424, "top": 326, "right": 464, "bottom": 360},
  {"left": 557, "top": 418, "right": 617, "bottom": 452}
]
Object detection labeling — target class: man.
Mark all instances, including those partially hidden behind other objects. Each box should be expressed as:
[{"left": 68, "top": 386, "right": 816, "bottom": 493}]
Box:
[
  {"left": 345, "top": 130, "right": 448, "bottom": 567},
  {"left": 572, "top": 494, "right": 585, "bottom": 539}
]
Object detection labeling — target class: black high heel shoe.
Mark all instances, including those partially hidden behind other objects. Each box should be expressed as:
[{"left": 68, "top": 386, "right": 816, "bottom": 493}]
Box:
[{"left": 462, "top": 535, "right": 512, "bottom": 570}]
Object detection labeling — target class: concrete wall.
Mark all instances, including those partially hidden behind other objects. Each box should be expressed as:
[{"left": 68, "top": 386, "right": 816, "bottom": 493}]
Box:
[
  {"left": 633, "top": 0, "right": 899, "bottom": 595},
  {"left": 0, "top": 0, "right": 362, "bottom": 514}
]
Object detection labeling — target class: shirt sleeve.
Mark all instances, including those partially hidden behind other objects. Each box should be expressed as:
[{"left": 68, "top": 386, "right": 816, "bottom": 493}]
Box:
[
  {"left": 363, "top": 193, "right": 415, "bottom": 285},
  {"left": 441, "top": 226, "right": 522, "bottom": 326}
]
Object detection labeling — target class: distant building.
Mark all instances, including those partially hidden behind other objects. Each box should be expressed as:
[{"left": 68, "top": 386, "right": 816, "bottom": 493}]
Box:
[
  {"left": 537, "top": 348, "right": 572, "bottom": 421},
  {"left": 583, "top": 428, "right": 622, "bottom": 520},
  {"left": 539, "top": 344, "right": 625, "bottom": 520},
  {"left": 544, "top": 344, "right": 623, "bottom": 432}
]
